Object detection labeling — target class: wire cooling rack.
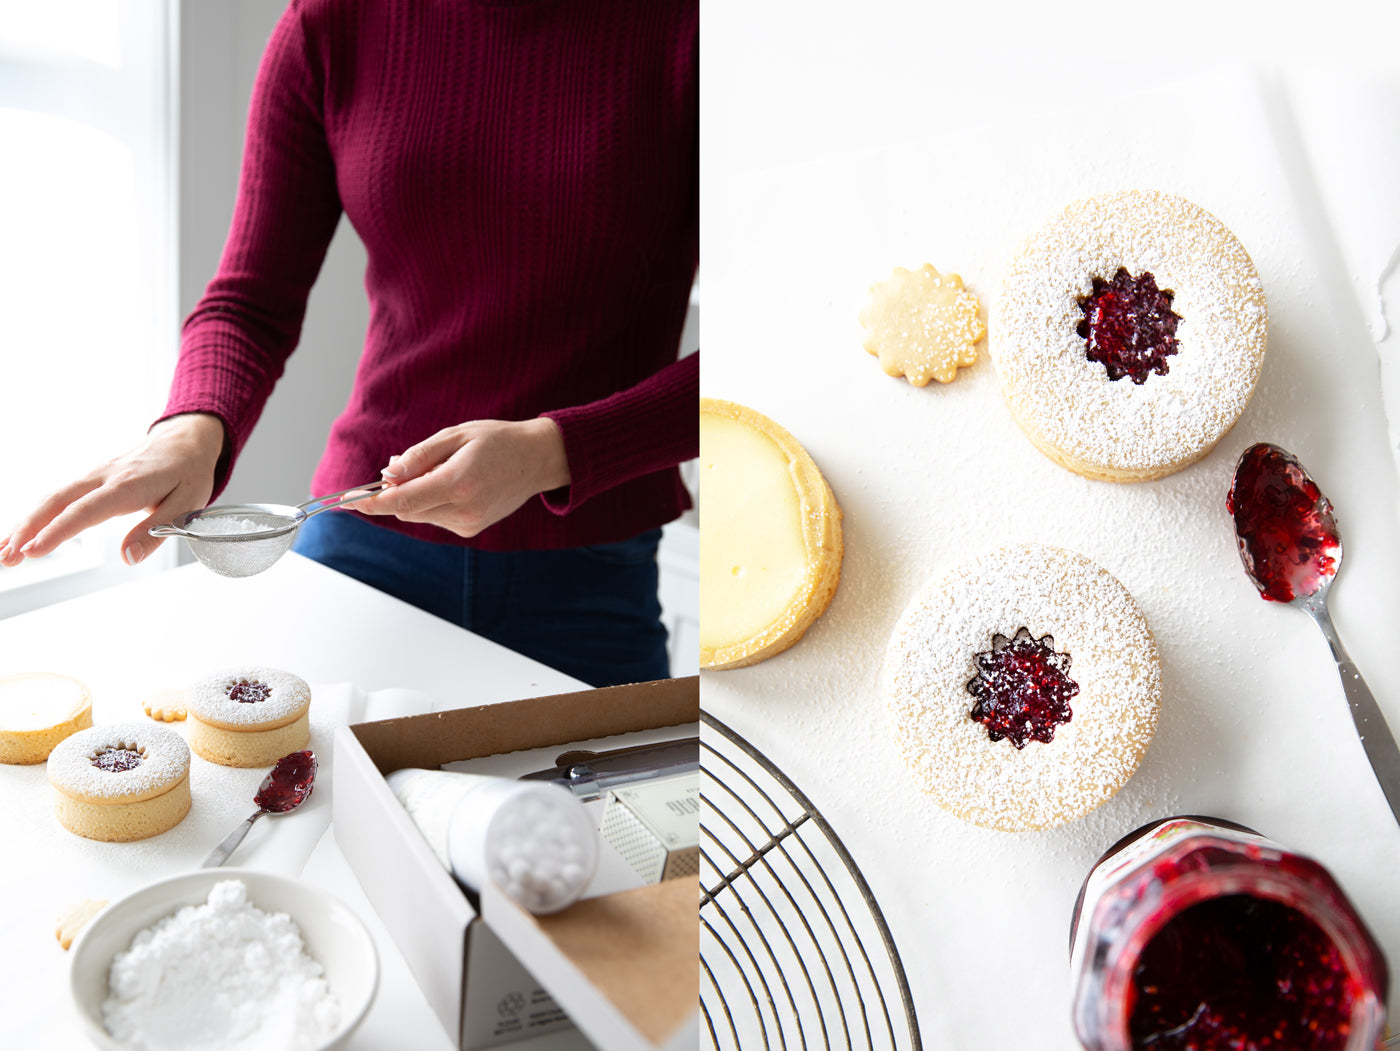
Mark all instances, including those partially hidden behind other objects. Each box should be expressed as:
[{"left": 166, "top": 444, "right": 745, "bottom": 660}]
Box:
[{"left": 700, "top": 712, "right": 922, "bottom": 1051}]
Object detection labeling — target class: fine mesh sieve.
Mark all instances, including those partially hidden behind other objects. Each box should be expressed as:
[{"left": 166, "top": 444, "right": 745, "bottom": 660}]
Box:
[{"left": 149, "top": 482, "right": 389, "bottom": 578}]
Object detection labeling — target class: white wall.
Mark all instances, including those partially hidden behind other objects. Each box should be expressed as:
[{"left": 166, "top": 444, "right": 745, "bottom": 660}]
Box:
[{"left": 179, "top": 0, "right": 366, "bottom": 509}]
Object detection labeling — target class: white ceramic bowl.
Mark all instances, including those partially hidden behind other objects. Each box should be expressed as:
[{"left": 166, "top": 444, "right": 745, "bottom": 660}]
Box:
[{"left": 69, "top": 867, "right": 378, "bottom": 1051}]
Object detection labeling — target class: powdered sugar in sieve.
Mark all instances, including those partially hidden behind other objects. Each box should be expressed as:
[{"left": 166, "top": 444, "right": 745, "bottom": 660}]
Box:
[{"left": 149, "top": 482, "right": 389, "bottom": 578}]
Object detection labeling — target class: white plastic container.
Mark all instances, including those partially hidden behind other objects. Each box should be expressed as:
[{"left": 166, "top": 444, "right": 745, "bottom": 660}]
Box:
[{"left": 386, "top": 769, "right": 599, "bottom": 915}]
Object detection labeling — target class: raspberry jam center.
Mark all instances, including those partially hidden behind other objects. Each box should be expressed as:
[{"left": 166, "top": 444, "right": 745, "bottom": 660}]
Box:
[
  {"left": 91, "top": 747, "right": 144, "bottom": 773},
  {"left": 1227, "top": 443, "right": 1340, "bottom": 604},
  {"left": 966, "top": 627, "right": 1078, "bottom": 748},
  {"left": 227, "top": 679, "right": 273, "bottom": 704},
  {"left": 1128, "top": 894, "right": 1358, "bottom": 1050},
  {"left": 1077, "top": 267, "right": 1181, "bottom": 384}
]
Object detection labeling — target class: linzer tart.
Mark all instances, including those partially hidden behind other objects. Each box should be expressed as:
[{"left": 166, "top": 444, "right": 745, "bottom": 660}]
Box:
[
  {"left": 882, "top": 544, "right": 1161, "bottom": 832},
  {"left": 0, "top": 672, "right": 93, "bottom": 765},
  {"left": 186, "top": 666, "right": 311, "bottom": 767},
  {"left": 990, "top": 189, "right": 1267, "bottom": 482},
  {"left": 699, "top": 398, "right": 843, "bottom": 670},
  {"left": 48, "top": 722, "right": 191, "bottom": 842}
]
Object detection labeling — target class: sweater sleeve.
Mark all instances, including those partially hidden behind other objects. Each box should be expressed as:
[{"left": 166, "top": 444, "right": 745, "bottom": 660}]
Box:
[
  {"left": 539, "top": 349, "right": 699, "bottom": 515},
  {"left": 159, "top": 3, "right": 342, "bottom": 497}
]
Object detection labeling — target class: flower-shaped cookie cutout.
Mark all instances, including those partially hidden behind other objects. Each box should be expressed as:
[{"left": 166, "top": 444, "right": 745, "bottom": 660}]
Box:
[{"left": 860, "top": 264, "right": 985, "bottom": 385}]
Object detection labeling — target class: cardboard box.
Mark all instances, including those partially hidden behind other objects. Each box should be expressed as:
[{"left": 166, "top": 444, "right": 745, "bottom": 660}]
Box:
[{"left": 333, "top": 677, "right": 699, "bottom": 1051}]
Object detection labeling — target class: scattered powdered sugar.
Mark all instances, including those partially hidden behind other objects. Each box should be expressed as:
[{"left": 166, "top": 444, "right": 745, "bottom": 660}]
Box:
[
  {"left": 990, "top": 190, "right": 1267, "bottom": 476},
  {"left": 48, "top": 722, "right": 189, "bottom": 803},
  {"left": 882, "top": 543, "right": 1162, "bottom": 832},
  {"left": 102, "top": 879, "right": 339, "bottom": 1051}
]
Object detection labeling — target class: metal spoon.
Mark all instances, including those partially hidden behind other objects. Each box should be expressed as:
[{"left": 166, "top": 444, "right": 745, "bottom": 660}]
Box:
[
  {"left": 202, "top": 750, "right": 317, "bottom": 868},
  {"left": 1228, "top": 443, "right": 1400, "bottom": 827}
]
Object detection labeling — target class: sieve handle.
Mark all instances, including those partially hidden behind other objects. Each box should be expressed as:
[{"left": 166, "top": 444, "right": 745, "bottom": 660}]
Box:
[
  {"left": 147, "top": 524, "right": 184, "bottom": 538},
  {"left": 298, "top": 480, "right": 392, "bottom": 518}
]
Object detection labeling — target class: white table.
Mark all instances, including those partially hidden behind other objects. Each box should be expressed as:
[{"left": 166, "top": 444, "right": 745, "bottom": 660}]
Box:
[{"left": 0, "top": 553, "right": 598, "bottom": 1051}]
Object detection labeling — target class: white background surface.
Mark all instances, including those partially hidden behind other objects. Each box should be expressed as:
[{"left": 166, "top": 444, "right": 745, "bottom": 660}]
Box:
[{"left": 701, "top": 4, "right": 1400, "bottom": 1048}]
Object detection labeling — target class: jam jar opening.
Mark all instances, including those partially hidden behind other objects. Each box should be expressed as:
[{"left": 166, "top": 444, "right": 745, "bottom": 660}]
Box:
[
  {"left": 1107, "top": 875, "right": 1378, "bottom": 1051},
  {"left": 1070, "top": 818, "right": 1388, "bottom": 1051}
]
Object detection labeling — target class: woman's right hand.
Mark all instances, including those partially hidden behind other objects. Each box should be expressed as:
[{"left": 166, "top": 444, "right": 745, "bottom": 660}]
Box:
[{"left": 0, "top": 412, "right": 227, "bottom": 569}]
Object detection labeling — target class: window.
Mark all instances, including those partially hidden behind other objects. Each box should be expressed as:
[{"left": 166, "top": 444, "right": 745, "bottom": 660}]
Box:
[{"left": 0, "top": 1, "right": 177, "bottom": 617}]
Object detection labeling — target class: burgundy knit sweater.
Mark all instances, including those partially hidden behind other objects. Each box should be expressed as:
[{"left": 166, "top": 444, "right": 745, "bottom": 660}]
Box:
[{"left": 164, "top": 0, "right": 698, "bottom": 550}]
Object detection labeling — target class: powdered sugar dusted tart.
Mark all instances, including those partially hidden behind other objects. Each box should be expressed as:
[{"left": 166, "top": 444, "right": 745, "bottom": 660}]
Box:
[
  {"left": 700, "top": 398, "right": 843, "bottom": 670},
  {"left": 49, "top": 722, "right": 191, "bottom": 842},
  {"left": 0, "top": 672, "right": 93, "bottom": 765},
  {"left": 990, "top": 189, "right": 1266, "bottom": 482},
  {"left": 883, "top": 544, "right": 1161, "bottom": 832},
  {"left": 186, "top": 666, "right": 311, "bottom": 767}
]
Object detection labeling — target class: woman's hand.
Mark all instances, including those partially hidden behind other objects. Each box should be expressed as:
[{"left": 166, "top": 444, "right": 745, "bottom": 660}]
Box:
[
  {"left": 0, "top": 413, "right": 226, "bottom": 568},
  {"left": 357, "top": 418, "right": 570, "bottom": 538}
]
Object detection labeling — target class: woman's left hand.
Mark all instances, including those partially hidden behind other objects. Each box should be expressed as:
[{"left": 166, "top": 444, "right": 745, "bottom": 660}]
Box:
[{"left": 357, "top": 418, "right": 570, "bottom": 537}]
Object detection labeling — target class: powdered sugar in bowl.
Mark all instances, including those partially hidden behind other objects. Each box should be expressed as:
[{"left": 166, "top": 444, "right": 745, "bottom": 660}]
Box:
[{"left": 68, "top": 868, "right": 378, "bottom": 1051}]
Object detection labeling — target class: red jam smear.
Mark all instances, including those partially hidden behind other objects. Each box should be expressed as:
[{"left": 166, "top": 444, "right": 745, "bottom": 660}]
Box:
[
  {"left": 1128, "top": 894, "right": 1359, "bottom": 1050},
  {"left": 966, "top": 627, "right": 1078, "bottom": 748},
  {"left": 1226, "top": 443, "right": 1340, "bottom": 603},
  {"left": 1077, "top": 267, "right": 1181, "bottom": 384},
  {"left": 227, "top": 679, "right": 273, "bottom": 704},
  {"left": 91, "top": 747, "right": 143, "bottom": 773},
  {"left": 255, "top": 749, "right": 317, "bottom": 812}
]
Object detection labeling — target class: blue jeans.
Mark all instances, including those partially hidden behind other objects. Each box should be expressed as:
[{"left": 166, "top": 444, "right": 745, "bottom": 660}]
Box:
[{"left": 292, "top": 511, "right": 669, "bottom": 688}]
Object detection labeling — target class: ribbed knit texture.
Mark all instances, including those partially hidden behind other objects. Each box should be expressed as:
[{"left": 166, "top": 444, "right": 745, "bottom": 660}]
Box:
[{"left": 164, "top": 0, "right": 698, "bottom": 550}]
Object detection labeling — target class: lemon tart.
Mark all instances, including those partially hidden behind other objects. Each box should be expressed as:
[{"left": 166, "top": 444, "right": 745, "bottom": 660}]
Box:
[{"left": 699, "top": 398, "right": 843, "bottom": 670}]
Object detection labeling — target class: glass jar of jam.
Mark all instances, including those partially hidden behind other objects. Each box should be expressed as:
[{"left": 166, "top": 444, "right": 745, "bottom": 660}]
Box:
[{"left": 1070, "top": 816, "right": 1387, "bottom": 1051}]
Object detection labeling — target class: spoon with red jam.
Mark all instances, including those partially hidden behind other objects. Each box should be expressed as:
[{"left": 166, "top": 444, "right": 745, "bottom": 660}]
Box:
[
  {"left": 1228, "top": 442, "right": 1400, "bottom": 826},
  {"left": 201, "top": 750, "right": 317, "bottom": 867}
]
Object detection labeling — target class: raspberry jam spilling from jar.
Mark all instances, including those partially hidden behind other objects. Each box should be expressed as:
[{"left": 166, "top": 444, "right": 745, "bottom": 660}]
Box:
[
  {"left": 91, "top": 747, "right": 143, "bottom": 773},
  {"left": 254, "top": 750, "right": 317, "bottom": 813},
  {"left": 1227, "top": 443, "right": 1340, "bottom": 603},
  {"left": 1077, "top": 267, "right": 1181, "bottom": 384},
  {"left": 227, "top": 679, "right": 273, "bottom": 704},
  {"left": 1129, "top": 894, "right": 1358, "bottom": 1050},
  {"left": 966, "top": 627, "right": 1078, "bottom": 748}
]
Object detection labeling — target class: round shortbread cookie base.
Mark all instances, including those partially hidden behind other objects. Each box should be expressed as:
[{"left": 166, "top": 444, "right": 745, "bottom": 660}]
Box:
[
  {"left": 990, "top": 189, "right": 1266, "bottom": 482},
  {"left": 883, "top": 544, "right": 1161, "bottom": 832},
  {"left": 699, "top": 398, "right": 844, "bottom": 670},
  {"left": 53, "top": 773, "right": 192, "bottom": 842},
  {"left": 0, "top": 673, "right": 94, "bottom": 765},
  {"left": 188, "top": 710, "right": 310, "bottom": 768}
]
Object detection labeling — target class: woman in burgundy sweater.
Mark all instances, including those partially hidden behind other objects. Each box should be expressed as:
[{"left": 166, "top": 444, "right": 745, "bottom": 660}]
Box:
[{"left": 0, "top": 0, "right": 697, "bottom": 688}]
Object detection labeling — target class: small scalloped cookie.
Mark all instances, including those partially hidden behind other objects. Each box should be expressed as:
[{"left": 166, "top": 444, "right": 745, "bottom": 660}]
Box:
[
  {"left": 860, "top": 264, "right": 985, "bottom": 386},
  {"left": 142, "top": 688, "right": 187, "bottom": 722},
  {"left": 56, "top": 899, "right": 108, "bottom": 950}
]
